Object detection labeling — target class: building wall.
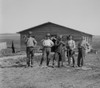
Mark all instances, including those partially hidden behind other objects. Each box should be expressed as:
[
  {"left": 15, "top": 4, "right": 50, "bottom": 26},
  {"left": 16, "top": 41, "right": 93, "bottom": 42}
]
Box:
[{"left": 19, "top": 23, "right": 92, "bottom": 50}]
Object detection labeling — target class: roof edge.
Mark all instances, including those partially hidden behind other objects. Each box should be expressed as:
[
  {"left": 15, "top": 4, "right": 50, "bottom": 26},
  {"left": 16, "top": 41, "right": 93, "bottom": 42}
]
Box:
[{"left": 17, "top": 21, "right": 93, "bottom": 36}]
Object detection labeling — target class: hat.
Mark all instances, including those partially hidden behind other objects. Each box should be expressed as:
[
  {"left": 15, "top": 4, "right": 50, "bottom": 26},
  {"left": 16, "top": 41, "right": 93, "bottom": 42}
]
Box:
[
  {"left": 46, "top": 33, "right": 51, "bottom": 37},
  {"left": 68, "top": 35, "right": 72, "bottom": 37},
  {"left": 28, "top": 31, "right": 32, "bottom": 35},
  {"left": 59, "top": 35, "right": 62, "bottom": 38}
]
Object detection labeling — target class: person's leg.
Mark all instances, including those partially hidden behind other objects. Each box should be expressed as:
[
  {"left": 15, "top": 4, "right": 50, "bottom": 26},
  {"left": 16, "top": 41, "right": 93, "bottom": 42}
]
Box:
[
  {"left": 68, "top": 57, "right": 70, "bottom": 65},
  {"left": 81, "top": 48, "right": 85, "bottom": 66},
  {"left": 65, "top": 50, "right": 67, "bottom": 61},
  {"left": 67, "top": 50, "right": 69, "bottom": 65},
  {"left": 81, "top": 56, "right": 84, "bottom": 66},
  {"left": 26, "top": 47, "right": 31, "bottom": 67},
  {"left": 30, "top": 48, "right": 34, "bottom": 66},
  {"left": 61, "top": 52, "right": 64, "bottom": 67},
  {"left": 78, "top": 48, "right": 83, "bottom": 67},
  {"left": 47, "top": 52, "right": 49, "bottom": 66},
  {"left": 52, "top": 52, "right": 56, "bottom": 66},
  {"left": 77, "top": 54, "right": 81, "bottom": 67},
  {"left": 27, "top": 55, "right": 30, "bottom": 67},
  {"left": 80, "top": 57, "right": 82, "bottom": 67},
  {"left": 77, "top": 57, "right": 79, "bottom": 67},
  {"left": 47, "top": 48, "right": 51, "bottom": 66},
  {"left": 26, "top": 47, "right": 28, "bottom": 58},
  {"left": 72, "top": 56, "right": 75, "bottom": 67},
  {"left": 68, "top": 50, "right": 71, "bottom": 66},
  {"left": 58, "top": 53, "right": 61, "bottom": 67},
  {"left": 71, "top": 50, "right": 75, "bottom": 67},
  {"left": 40, "top": 56, "right": 44, "bottom": 66},
  {"left": 40, "top": 48, "right": 46, "bottom": 66}
]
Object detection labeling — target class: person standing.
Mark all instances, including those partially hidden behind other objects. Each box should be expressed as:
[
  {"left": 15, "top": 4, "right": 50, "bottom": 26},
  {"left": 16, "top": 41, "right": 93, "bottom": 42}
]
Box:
[
  {"left": 25, "top": 31, "right": 37, "bottom": 67},
  {"left": 67, "top": 35, "right": 76, "bottom": 67},
  {"left": 51, "top": 35, "right": 57, "bottom": 52},
  {"left": 40, "top": 33, "right": 54, "bottom": 67},
  {"left": 77, "top": 36, "right": 89, "bottom": 67},
  {"left": 11, "top": 41, "right": 15, "bottom": 53},
  {"left": 55, "top": 35, "right": 65, "bottom": 67},
  {"left": 51, "top": 35, "right": 57, "bottom": 66}
]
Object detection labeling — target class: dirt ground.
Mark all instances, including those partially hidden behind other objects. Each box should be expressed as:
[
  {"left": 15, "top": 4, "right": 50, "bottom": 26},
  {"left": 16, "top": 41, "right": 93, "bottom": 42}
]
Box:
[{"left": 0, "top": 51, "right": 100, "bottom": 88}]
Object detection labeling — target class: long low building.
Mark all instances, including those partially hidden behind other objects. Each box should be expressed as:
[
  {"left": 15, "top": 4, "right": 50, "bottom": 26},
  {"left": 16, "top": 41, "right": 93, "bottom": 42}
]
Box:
[{"left": 18, "top": 22, "right": 93, "bottom": 50}]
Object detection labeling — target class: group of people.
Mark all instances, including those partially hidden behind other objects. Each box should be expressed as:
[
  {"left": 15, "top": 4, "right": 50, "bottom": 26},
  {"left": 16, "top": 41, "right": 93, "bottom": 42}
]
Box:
[{"left": 24, "top": 31, "right": 90, "bottom": 68}]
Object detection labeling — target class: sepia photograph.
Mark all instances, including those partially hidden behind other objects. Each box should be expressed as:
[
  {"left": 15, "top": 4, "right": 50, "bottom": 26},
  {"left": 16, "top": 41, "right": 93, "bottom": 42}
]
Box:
[{"left": 0, "top": 0, "right": 100, "bottom": 88}]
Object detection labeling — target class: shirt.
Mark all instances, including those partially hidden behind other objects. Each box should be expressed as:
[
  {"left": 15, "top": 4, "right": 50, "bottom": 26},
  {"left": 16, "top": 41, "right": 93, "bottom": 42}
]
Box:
[
  {"left": 26, "top": 37, "right": 37, "bottom": 47},
  {"left": 81, "top": 40, "right": 88, "bottom": 49},
  {"left": 55, "top": 40, "right": 65, "bottom": 53},
  {"left": 51, "top": 37, "right": 57, "bottom": 45},
  {"left": 42, "top": 39, "right": 54, "bottom": 47},
  {"left": 68, "top": 40, "right": 76, "bottom": 50},
  {"left": 81, "top": 40, "right": 91, "bottom": 53}
]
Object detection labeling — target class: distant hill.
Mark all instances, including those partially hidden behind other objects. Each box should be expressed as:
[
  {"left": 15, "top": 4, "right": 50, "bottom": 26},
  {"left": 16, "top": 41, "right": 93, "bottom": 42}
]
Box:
[
  {"left": 92, "top": 35, "right": 100, "bottom": 50},
  {"left": 0, "top": 33, "right": 20, "bottom": 49},
  {"left": 0, "top": 33, "right": 20, "bottom": 38}
]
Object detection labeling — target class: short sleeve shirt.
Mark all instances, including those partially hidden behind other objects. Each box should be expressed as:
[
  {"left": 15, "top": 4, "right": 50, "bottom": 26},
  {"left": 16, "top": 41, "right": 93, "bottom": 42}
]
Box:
[{"left": 26, "top": 37, "right": 37, "bottom": 47}]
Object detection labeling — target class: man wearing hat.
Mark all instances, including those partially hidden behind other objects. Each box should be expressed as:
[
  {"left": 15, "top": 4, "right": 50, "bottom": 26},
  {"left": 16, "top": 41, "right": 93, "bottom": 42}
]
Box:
[
  {"left": 25, "top": 31, "right": 37, "bottom": 67},
  {"left": 67, "top": 35, "right": 76, "bottom": 67},
  {"left": 77, "top": 36, "right": 90, "bottom": 67},
  {"left": 54, "top": 35, "right": 65, "bottom": 67},
  {"left": 40, "top": 33, "right": 54, "bottom": 67}
]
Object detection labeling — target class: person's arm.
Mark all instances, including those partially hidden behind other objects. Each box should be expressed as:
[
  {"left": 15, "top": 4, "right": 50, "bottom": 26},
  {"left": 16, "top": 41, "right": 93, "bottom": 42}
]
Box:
[
  {"left": 71, "top": 41, "right": 76, "bottom": 50},
  {"left": 23, "top": 35, "right": 28, "bottom": 44},
  {"left": 33, "top": 38, "right": 37, "bottom": 46},
  {"left": 86, "top": 41, "right": 90, "bottom": 47},
  {"left": 50, "top": 40, "right": 54, "bottom": 47},
  {"left": 65, "top": 41, "right": 69, "bottom": 49},
  {"left": 73, "top": 41, "right": 76, "bottom": 49},
  {"left": 42, "top": 40, "right": 45, "bottom": 46},
  {"left": 55, "top": 40, "right": 60, "bottom": 46},
  {"left": 61, "top": 41, "right": 65, "bottom": 46}
]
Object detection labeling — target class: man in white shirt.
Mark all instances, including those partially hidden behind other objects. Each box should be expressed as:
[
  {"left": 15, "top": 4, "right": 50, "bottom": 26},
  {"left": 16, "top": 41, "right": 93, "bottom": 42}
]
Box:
[
  {"left": 40, "top": 33, "right": 54, "bottom": 66},
  {"left": 25, "top": 31, "right": 37, "bottom": 67},
  {"left": 67, "top": 35, "right": 76, "bottom": 67},
  {"left": 81, "top": 37, "right": 91, "bottom": 54}
]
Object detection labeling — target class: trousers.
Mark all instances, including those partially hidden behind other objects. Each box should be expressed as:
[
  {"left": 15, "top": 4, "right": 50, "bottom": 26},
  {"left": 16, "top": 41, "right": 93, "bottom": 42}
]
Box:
[
  {"left": 26, "top": 47, "right": 35, "bottom": 66},
  {"left": 40, "top": 47, "right": 51, "bottom": 66},
  {"left": 67, "top": 49, "right": 75, "bottom": 66},
  {"left": 77, "top": 47, "right": 85, "bottom": 67}
]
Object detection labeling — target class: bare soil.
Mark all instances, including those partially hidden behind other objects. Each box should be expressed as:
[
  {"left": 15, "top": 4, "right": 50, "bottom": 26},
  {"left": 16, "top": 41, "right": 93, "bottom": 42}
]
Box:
[{"left": 0, "top": 52, "right": 100, "bottom": 88}]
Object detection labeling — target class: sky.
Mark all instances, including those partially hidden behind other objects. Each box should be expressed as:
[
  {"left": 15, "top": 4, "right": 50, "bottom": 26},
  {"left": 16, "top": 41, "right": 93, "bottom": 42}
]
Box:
[{"left": 1, "top": 0, "right": 100, "bottom": 35}]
